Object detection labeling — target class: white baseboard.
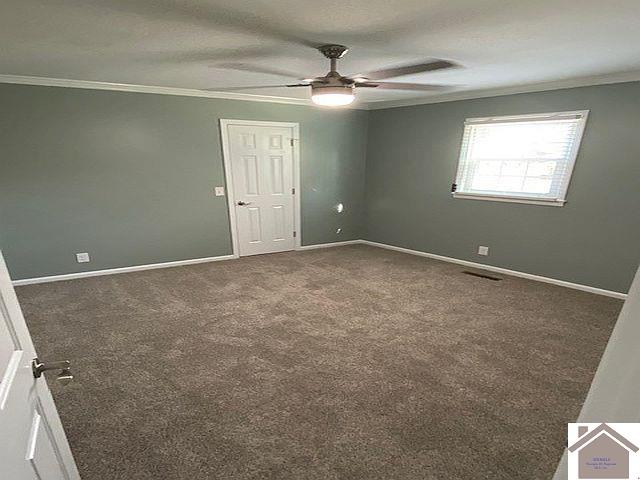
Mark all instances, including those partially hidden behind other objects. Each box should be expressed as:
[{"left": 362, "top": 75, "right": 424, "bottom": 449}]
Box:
[
  {"left": 12, "top": 241, "right": 360, "bottom": 286},
  {"left": 12, "top": 241, "right": 361, "bottom": 285},
  {"left": 360, "top": 240, "right": 628, "bottom": 300},
  {"left": 296, "top": 240, "right": 362, "bottom": 251},
  {"left": 12, "top": 254, "right": 237, "bottom": 286},
  {"left": 12, "top": 240, "right": 629, "bottom": 300}
]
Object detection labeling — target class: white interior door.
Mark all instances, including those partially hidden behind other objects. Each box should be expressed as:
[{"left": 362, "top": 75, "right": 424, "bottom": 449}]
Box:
[
  {"left": 226, "top": 123, "right": 296, "bottom": 256},
  {"left": 0, "top": 251, "right": 80, "bottom": 480}
]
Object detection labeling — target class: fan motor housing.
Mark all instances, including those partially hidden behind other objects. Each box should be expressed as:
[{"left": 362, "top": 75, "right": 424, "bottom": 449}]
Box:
[
  {"left": 318, "top": 44, "right": 349, "bottom": 59},
  {"left": 310, "top": 84, "right": 354, "bottom": 96}
]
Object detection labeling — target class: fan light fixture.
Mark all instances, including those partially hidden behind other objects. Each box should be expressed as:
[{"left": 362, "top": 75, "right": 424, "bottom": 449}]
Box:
[{"left": 311, "top": 85, "right": 355, "bottom": 107}]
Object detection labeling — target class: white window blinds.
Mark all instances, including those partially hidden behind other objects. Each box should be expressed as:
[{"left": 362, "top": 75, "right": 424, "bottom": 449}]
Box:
[{"left": 453, "top": 111, "right": 588, "bottom": 205}]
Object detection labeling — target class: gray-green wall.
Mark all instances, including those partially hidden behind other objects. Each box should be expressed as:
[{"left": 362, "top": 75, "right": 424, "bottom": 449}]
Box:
[
  {"left": 2, "top": 81, "right": 639, "bottom": 292},
  {"left": 365, "top": 82, "right": 640, "bottom": 293},
  {"left": 0, "top": 84, "right": 368, "bottom": 279}
]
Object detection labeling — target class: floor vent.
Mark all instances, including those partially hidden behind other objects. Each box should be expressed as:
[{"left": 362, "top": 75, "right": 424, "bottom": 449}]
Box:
[{"left": 462, "top": 270, "right": 503, "bottom": 281}]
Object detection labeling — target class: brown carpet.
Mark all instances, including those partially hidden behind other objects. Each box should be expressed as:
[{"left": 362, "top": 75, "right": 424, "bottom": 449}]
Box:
[{"left": 17, "top": 245, "right": 622, "bottom": 480}]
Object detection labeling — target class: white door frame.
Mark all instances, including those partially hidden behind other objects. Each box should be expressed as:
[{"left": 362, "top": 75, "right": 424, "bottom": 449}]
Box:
[{"left": 219, "top": 119, "right": 301, "bottom": 258}]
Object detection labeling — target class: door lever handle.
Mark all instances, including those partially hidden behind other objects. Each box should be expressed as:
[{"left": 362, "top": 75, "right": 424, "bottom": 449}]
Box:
[
  {"left": 32, "top": 358, "right": 74, "bottom": 385},
  {"left": 237, "top": 201, "right": 252, "bottom": 206}
]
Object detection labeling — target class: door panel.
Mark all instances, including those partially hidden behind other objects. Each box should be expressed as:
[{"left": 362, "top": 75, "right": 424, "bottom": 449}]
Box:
[
  {"left": 270, "top": 156, "right": 284, "bottom": 194},
  {"left": 0, "top": 251, "right": 80, "bottom": 479},
  {"left": 269, "top": 134, "right": 283, "bottom": 149},
  {"left": 248, "top": 207, "right": 262, "bottom": 243},
  {"left": 27, "top": 406, "right": 69, "bottom": 480},
  {"left": 272, "top": 205, "right": 286, "bottom": 241},
  {"left": 0, "top": 305, "right": 21, "bottom": 410},
  {"left": 226, "top": 124, "right": 296, "bottom": 256},
  {"left": 241, "top": 133, "right": 256, "bottom": 148},
  {"left": 243, "top": 155, "right": 259, "bottom": 195}
]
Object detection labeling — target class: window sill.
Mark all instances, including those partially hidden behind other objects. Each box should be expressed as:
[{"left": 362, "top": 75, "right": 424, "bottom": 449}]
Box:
[{"left": 452, "top": 192, "right": 566, "bottom": 207}]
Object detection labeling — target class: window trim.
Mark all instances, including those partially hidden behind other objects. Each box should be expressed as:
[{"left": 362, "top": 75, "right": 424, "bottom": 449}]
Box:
[
  {"left": 452, "top": 110, "right": 589, "bottom": 206},
  {"left": 452, "top": 192, "right": 566, "bottom": 207}
]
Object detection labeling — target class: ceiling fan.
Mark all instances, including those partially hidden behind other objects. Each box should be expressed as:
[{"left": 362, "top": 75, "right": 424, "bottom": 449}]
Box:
[{"left": 208, "top": 45, "right": 458, "bottom": 107}]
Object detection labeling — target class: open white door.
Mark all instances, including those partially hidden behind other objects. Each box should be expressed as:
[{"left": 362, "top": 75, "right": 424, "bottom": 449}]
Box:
[
  {"left": 0, "top": 251, "right": 80, "bottom": 479},
  {"left": 222, "top": 121, "right": 298, "bottom": 257}
]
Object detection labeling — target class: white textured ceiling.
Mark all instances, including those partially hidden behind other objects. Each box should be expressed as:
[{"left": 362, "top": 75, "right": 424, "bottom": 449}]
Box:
[{"left": 1, "top": 0, "right": 640, "bottom": 107}]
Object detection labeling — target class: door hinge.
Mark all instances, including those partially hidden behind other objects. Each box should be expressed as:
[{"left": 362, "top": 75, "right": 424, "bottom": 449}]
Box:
[
  {"left": 293, "top": 231, "right": 297, "bottom": 238},
  {"left": 292, "top": 187, "right": 295, "bottom": 195},
  {"left": 451, "top": 182, "right": 458, "bottom": 193}
]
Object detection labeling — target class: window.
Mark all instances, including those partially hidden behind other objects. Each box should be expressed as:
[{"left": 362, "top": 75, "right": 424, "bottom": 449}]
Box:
[{"left": 452, "top": 110, "right": 588, "bottom": 206}]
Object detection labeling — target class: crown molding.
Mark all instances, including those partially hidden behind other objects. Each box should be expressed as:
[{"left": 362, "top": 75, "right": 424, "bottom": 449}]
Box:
[
  {"left": 0, "top": 74, "right": 364, "bottom": 110},
  {"left": 366, "top": 70, "right": 640, "bottom": 110},
  {"left": 2, "top": 71, "right": 639, "bottom": 111}
]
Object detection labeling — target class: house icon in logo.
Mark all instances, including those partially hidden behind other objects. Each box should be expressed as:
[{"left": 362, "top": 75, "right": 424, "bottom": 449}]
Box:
[{"left": 569, "top": 423, "right": 639, "bottom": 479}]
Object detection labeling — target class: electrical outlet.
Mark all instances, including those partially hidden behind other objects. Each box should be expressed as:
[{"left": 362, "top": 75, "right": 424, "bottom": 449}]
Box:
[
  {"left": 214, "top": 186, "right": 225, "bottom": 197},
  {"left": 477, "top": 246, "right": 489, "bottom": 256},
  {"left": 76, "top": 252, "right": 90, "bottom": 263}
]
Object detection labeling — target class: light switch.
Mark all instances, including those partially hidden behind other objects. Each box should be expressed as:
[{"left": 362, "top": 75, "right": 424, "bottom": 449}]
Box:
[{"left": 214, "top": 186, "right": 225, "bottom": 197}]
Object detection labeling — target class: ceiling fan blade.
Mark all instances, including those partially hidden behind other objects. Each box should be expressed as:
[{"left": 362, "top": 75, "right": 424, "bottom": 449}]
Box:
[
  {"left": 355, "top": 60, "right": 456, "bottom": 81},
  {"left": 136, "top": 47, "right": 280, "bottom": 64},
  {"left": 78, "top": 0, "right": 320, "bottom": 48},
  {"left": 356, "top": 82, "right": 451, "bottom": 91},
  {"left": 204, "top": 84, "right": 309, "bottom": 91},
  {"left": 211, "top": 63, "right": 306, "bottom": 79}
]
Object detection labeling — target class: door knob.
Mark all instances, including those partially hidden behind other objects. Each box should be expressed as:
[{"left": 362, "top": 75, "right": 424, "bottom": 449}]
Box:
[
  {"left": 237, "top": 201, "right": 252, "bottom": 206},
  {"left": 32, "top": 358, "right": 74, "bottom": 385}
]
